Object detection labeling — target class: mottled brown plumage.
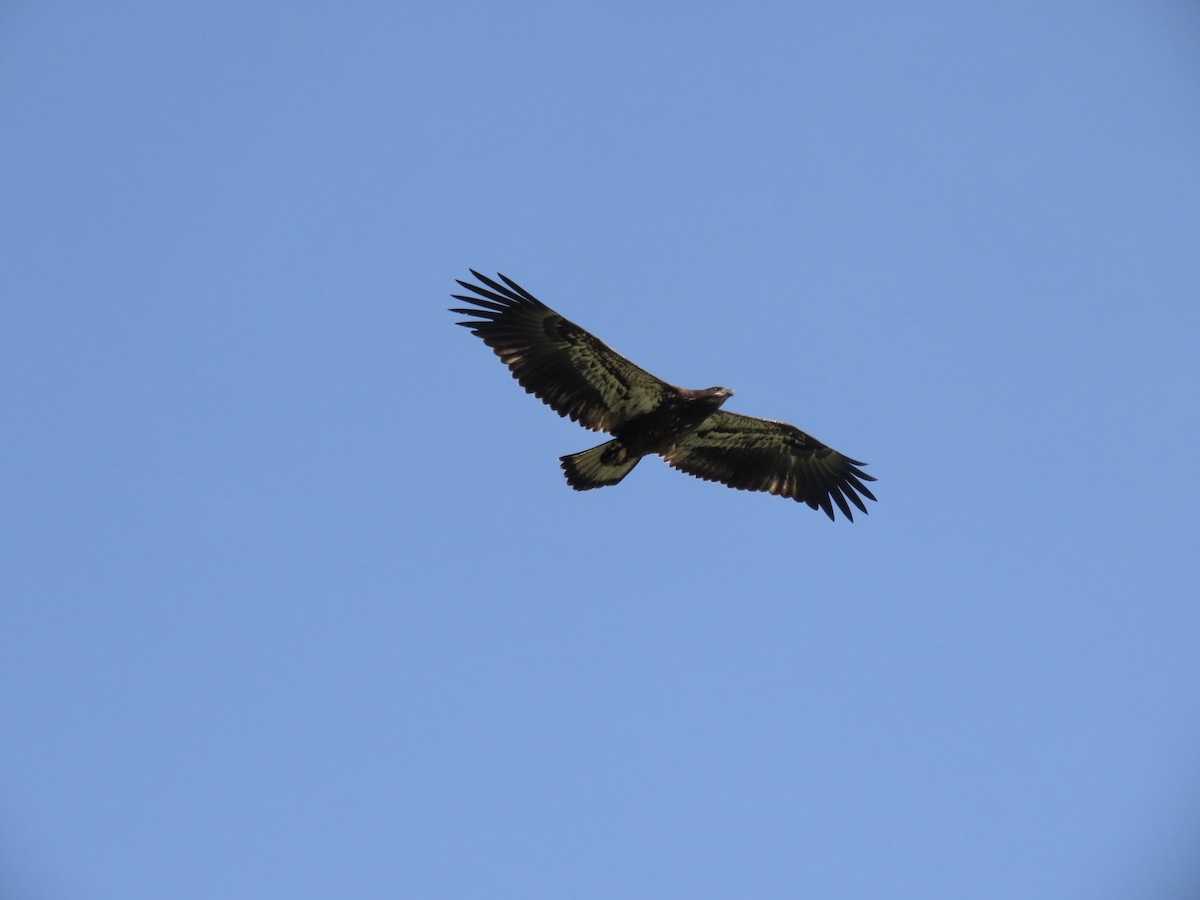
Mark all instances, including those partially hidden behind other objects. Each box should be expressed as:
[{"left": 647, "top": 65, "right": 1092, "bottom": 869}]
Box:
[{"left": 451, "top": 271, "right": 876, "bottom": 521}]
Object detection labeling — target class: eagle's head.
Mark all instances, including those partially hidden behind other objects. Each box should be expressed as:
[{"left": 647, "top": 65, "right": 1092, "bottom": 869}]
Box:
[{"left": 705, "top": 386, "right": 734, "bottom": 406}]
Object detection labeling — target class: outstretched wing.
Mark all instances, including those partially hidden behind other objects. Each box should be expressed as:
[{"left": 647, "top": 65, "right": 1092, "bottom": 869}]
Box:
[
  {"left": 661, "top": 411, "right": 877, "bottom": 521},
  {"left": 452, "top": 271, "right": 675, "bottom": 433}
]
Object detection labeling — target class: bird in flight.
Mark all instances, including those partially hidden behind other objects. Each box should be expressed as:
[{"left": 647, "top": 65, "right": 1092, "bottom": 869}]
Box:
[{"left": 451, "top": 271, "right": 876, "bottom": 521}]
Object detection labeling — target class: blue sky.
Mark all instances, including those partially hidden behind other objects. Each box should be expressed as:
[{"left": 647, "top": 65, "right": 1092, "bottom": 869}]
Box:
[{"left": 3, "top": 2, "right": 1199, "bottom": 897}]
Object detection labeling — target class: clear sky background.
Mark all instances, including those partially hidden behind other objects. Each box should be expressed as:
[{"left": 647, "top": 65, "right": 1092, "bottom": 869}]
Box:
[{"left": 2, "top": 2, "right": 1199, "bottom": 898}]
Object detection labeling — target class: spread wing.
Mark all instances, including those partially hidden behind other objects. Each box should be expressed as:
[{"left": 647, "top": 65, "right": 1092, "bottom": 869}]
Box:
[
  {"left": 661, "top": 411, "right": 877, "bottom": 521},
  {"left": 452, "top": 271, "right": 675, "bottom": 433}
]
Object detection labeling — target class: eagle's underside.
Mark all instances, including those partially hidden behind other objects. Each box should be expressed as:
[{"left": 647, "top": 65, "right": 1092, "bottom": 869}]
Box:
[{"left": 452, "top": 270, "right": 876, "bottom": 521}]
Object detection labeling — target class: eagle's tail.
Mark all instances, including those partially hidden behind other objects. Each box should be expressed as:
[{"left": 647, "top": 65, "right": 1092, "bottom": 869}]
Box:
[{"left": 560, "top": 440, "right": 641, "bottom": 490}]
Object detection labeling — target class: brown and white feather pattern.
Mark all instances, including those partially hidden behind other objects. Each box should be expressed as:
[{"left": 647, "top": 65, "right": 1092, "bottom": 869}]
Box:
[
  {"left": 452, "top": 271, "right": 876, "bottom": 522},
  {"left": 661, "top": 411, "right": 876, "bottom": 521},
  {"left": 451, "top": 271, "right": 672, "bottom": 434}
]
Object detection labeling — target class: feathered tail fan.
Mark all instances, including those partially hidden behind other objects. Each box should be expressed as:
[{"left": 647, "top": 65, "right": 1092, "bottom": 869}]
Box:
[{"left": 560, "top": 440, "right": 640, "bottom": 490}]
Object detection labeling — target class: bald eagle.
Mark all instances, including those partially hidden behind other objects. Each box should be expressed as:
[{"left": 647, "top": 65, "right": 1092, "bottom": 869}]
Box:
[{"left": 451, "top": 271, "right": 876, "bottom": 521}]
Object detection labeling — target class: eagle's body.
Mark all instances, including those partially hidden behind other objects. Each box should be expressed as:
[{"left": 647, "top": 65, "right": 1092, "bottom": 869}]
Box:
[
  {"left": 614, "top": 387, "right": 732, "bottom": 456},
  {"left": 451, "top": 271, "right": 876, "bottom": 521}
]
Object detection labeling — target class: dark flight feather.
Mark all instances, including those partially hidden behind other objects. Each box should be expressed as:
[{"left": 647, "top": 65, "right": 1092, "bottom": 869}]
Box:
[
  {"left": 452, "top": 271, "right": 876, "bottom": 521},
  {"left": 452, "top": 269, "right": 672, "bottom": 433},
  {"left": 660, "top": 411, "right": 876, "bottom": 519}
]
